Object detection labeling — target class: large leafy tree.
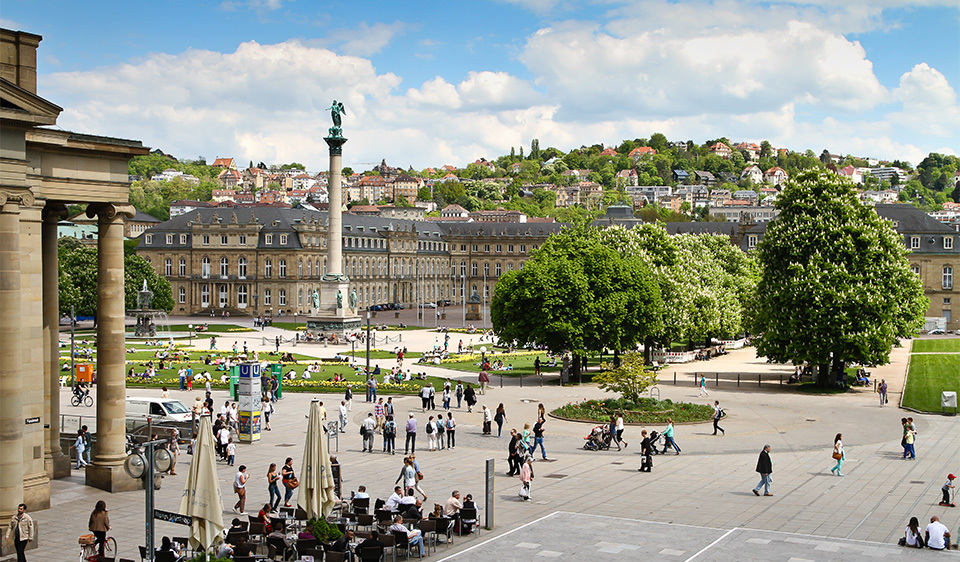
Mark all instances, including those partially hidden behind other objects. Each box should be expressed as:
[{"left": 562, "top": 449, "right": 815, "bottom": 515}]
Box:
[
  {"left": 491, "top": 226, "right": 664, "bottom": 375},
  {"left": 750, "top": 171, "right": 927, "bottom": 385},
  {"left": 59, "top": 244, "right": 173, "bottom": 320}
]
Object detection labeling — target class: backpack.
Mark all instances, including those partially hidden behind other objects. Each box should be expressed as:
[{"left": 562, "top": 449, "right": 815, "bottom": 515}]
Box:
[
  {"left": 437, "top": 421, "right": 445, "bottom": 434},
  {"left": 384, "top": 422, "right": 396, "bottom": 437},
  {"left": 718, "top": 408, "right": 726, "bottom": 418},
  {"left": 426, "top": 422, "right": 434, "bottom": 434}
]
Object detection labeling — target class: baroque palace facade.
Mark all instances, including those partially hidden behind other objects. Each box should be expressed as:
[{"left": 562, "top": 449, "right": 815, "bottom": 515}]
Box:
[{"left": 138, "top": 207, "right": 565, "bottom": 316}]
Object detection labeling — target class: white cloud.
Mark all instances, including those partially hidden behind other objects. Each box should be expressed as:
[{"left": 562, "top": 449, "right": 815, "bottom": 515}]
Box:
[
  {"left": 219, "top": 0, "right": 283, "bottom": 12},
  {"left": 317, "top": 21, "right": 408, "bottom": 57},
  {"left": 889, "top": 63, "right": 960, "bottom": 137}
]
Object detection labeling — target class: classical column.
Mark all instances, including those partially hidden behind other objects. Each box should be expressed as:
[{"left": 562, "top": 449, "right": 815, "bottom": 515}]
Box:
[
  {"left": 42, "top": 203, "right": 70, "bottom": 479},
  {"left": 85, "top": 202, "right": 139, "bottom": 492},
  {"left": 325, "top": 138, "right": 346, "bottom": 278},
  {"left": 0, "top": 194, "right": 24, "bottom": 520}
]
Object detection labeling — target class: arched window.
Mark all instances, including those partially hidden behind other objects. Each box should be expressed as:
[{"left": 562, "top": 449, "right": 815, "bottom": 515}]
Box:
[
  {"left": 298, "top": 260, "right": 303, "bottom": 278},
  {"left": 198, "top": 257, "right": 208, "bottom": 277},
  {"left": 237, "top": 284, "right": 248, "bottom": 307},
  {"left": 200, "top": 284, "right": 210, "bottom": 306},
  {"left": 238, "top": 257, "right": 247, "bottom": 279}
]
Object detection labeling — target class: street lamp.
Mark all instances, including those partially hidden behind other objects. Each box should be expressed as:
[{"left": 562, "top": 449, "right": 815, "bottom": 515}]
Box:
[
  {"left": 188, "top": 324, "right": 193, "bottom": 347},
  {"left": 365, "top": 310, "right": 372, "bottom": 397}
]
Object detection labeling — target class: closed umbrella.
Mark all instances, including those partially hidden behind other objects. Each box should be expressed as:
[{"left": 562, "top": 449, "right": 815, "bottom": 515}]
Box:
[
  {"left": 299, "top": 399, "right": 337, "bottom": 519},
  {"left": 179, "top": 415, "right": 224, "bottom": 552}
]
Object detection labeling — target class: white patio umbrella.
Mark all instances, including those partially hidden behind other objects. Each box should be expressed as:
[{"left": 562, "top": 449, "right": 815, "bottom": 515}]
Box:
[
  {"left": 179, "top": 415, "right": 224, "bottom": 552},
  {"left": 299, "top": 399, "right": 337, "bottom": 519}
]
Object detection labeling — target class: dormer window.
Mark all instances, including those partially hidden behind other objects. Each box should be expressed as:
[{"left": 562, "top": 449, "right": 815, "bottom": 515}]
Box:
[
  {"left": 145, "top": 234, "right": 153, "bottom": 244},
  {"left": 265, "top": 234, "right": 273, "bottom": 244},
  {"left": 165, "top": 234, "right": 173, "bottom": 244},
  {"left": 945, "top": 237, "right": 954, "bottom": 250}
]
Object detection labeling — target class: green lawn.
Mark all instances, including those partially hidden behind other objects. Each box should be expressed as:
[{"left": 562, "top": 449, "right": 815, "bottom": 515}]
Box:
[
  {"left": 903, "top": 354, "right": 960, "bottom": 412},
  {"left": 343, "top": 350, "right": 422, "bottom": 360},
  {"left": 911, "top": 339, "right": 960, "bottom": 353},
  {"left": 167, "top": 323, "right": 255, "bottom": 333},
  {"left": 433, "top": 352, "right": 616, "bottom": 378}
]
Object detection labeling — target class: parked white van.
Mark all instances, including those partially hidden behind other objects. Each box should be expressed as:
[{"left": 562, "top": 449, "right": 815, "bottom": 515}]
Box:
[{"left": 126, "top": 397, "right": 192, "bottom": 423}]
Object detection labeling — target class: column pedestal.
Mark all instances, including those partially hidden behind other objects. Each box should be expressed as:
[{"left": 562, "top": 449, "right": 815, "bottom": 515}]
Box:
[
  {"left": 0, "top": 198, "right": 24, "bottom": 520},
  {"left": 306, "top": 279, "right": 362, "bottom": 336}
]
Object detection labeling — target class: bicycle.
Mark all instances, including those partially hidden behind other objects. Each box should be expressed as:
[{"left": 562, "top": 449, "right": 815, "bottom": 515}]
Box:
[
  {"left": 71, "top": 392, "right": 94, "bottom": 407},
  {"left": 79, "top": 533, "right": 117, "bottom": 561}
]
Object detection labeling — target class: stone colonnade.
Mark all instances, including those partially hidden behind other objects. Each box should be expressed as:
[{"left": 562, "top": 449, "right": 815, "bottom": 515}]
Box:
[{"left": 0, "top": 195, "right": 138, "bottom": 522}]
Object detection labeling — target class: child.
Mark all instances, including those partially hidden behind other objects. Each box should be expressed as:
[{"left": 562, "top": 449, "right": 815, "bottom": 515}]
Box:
[
  {"left": 226, "top": 437, "right": 236, "bottom": 467},
  {"left": 941, "top": 474, "right": 956, "bottom": 507}
]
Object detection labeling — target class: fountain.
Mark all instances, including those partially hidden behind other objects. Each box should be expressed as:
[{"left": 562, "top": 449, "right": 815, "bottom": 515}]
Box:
[{"left": 126, "top": 280, "right": 175, "bottom": 340}]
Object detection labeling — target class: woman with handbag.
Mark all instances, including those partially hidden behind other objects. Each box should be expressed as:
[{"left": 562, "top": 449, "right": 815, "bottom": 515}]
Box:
[
  {"left": 281, "top": 457, "right": 298, "bottom": 507},
  {"left": 830, "top": 433, "right": 844, "bottom": 477}
]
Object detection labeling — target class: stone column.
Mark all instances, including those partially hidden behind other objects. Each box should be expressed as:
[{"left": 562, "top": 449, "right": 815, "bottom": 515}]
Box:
[
  {"left": 324, "top": 136, "right": 347, "bottom": 278},
  {"left": 42, "top": 203, "right": 70, "bottom": 479},
  {"left": 0, "top": 195, "right": 24, "bottom": 520},
  {"left": 85, "top": 202, "right": 139, "bottom": 492}
]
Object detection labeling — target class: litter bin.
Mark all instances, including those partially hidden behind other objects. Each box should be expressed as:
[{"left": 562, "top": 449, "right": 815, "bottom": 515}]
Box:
[
  {"left": 75, "top": 363, "right": 95, "bottom": 384},
  {"left": 271, "top": 364, "right": 283, "bottom": 399},
  {"left": 943, "top": 391, "right": 957, "bottom": 414}
]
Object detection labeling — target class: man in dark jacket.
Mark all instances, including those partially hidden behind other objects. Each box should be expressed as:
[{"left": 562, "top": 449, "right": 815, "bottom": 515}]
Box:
[
  {"left": 752, "top": 444, "right": 773, "bottom": 496},
  {"left": 637, "top": 430, "right": 653, "bottom": 472},
  {"left": 355, "top": 530, "right": 385, "bottom": 560},
  {"left": 507, "top": 429, "right": 521, "bottom": 476}
]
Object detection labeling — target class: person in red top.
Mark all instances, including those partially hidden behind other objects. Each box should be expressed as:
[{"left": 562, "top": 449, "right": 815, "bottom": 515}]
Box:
[
  {"left": 397, "top": 350, "right": 404, "bottom": 367},
  {"left": 258, "top": 503, "right": 273, "bottom": 534}
]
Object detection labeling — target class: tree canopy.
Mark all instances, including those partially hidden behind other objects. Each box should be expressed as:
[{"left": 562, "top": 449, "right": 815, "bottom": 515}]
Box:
[{"left": 750, "top": 171, "right": 927, "bottom": 382}]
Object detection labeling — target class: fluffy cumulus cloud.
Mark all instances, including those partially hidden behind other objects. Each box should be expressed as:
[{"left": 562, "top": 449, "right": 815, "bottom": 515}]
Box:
[{"left": 42, "top": 1, "right": 958, "bottom": 169}]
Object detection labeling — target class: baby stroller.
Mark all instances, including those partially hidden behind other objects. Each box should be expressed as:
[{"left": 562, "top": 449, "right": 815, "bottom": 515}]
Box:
[
  {"left": 583, "top": 425, "right": 611, "bottom": 451},
  {"left": 648, "top": 430, "right": 664, "bottom": 455}
]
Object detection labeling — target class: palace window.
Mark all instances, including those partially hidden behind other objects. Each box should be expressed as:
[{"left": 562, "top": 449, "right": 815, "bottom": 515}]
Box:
[
  {"left": 202, "top": 235, "right": 210, "bottom": 246},
  {"left": 180, "top": 234, "right": 187, "bottom": 244},
  {"left": 484, "top": 244, "right": 490, "bottom": 252},
  {"left": 748, "top": 235, "right": 758, "bottom": 249},
  {"left": 298, "top": 260, "right": 303, "bottom": 278},
  {"left": 945, "top": 237, "right": 954, "bottom": 250},
  {"left": 496, "top": 244, "right": 502, "bottom": 253},
  {"left": 495, "top": 263, "right": 502, "bottom": 276},
  {"left": 221, "top": 235, "right": 228, "bottom": 245},
  {"left": 166, "top": 234, "right": 173, "bottom": 244},
  {"left": 179, "top": 258, "right": 186, "bottom": 277},
  {"left": 178, "top": 287, "right": 186, "bottom": 304},
  {"left": 471, "top": 263, "right": 478, "bottom": 276},
  {"left": 237, "top": 285, "right": 248, "bottom": 307},
  {"left": 238, "top": 257, "right": 247, "bottom": 279},
  {"left": 264, "top": 289, "right": 271, "bottom": 306},
  {"left": 911, "top": 265, "right": 920, "bottom": 277},
  {"left": 279, "top": 259, "right": 287, "bottom": 278},
  {"left": 278, "top": 289, "right": 287, "bottom": 305},
  {"left": 483, "top": 263, "right": 490, "bottom": 276},
  {"left": 238, "top": 234, "right": 246, "bottom": 245},
  {"left": 218, "top": 285, "right": 228, "bottom": 307},
  {"left": 911, "top": 236, "right": 920, "bottom": 250},
  {"left": 201, "top": 257, "right": 211, "bottom": 278},
  {"left": 280, "top": 234, "right": 288, "bottom": 245},
  {"left": 145, "top": 234, "right": 153, "bottom": 244},
  {"left": 164, "top": 258, "right": 172, "bottom": 276},
  {"left": 265, "top": 234, "right": 273, "bottom": 244},
  {"left": 200, "top": 284, "right": 210, "bottom": 306},
  {"left": 944, "top": 266, "right": 953, "bottom": 290},
  {"left": 472, "top": 244, "right": 478, "bottom": 252},
  {"left": 264, "top": 259, "right": 272, "bottom": 278},
  {"left": 220, "top": 257, "right": 229, "bottom": 277}
]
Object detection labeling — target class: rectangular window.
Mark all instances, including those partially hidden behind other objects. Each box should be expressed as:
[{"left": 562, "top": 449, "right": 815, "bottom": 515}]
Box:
[
  {"left": 472, "top": 244, "right": 478, "bottom": 252},
  {"left": 179, "top": 259, "right": 186, "bottom": 277},
  {"left": 164, "top": 259, "right": 172, "bottom": 276},
  {"left": 911, "top": 265, "right": 921, "bottom": 277},
  {"left": 202, "top": 235, "right": 210, "bottom": 246},
  {"left": 221, "top": 235, "right": 228, "bottom": 245},
  {"left": 748, "top": 235, "right": 757, "bottom": 249},
  {"left": 280, "top": 234, "right": 288, "bottom": 245},
  {"left": 484, "top": 245, "right": 490, "bottom": 252},
  {"left": 265, "top": 234, "right": 273, "bottom": 244},
  {"left": 200, "top": 284, "right": 210, "bottom": 307},
  {"left": 911, "top": 236, "right": 920, "bottom": 250},
  {"left": 520, "top": 245, "right": 526, "bottom": 253},
  {"left": 945, "top": 237, "right": 954, "bottom": 250},
  {"left": 279, "top": 289, "right": 287, "bottom": 305},
  {"left": 508, "top": 245, "right": 514, "bottom": 253},
  {"left": 165, "top": 234, "right": 173, "bottom": 244},
  {"left": 178, "top": 287, "right": 186, "bottom": 304},
  {"left": 944, "top": 266, "right": 953, "bottom": 290},
  {"left": 461, "top": 245, "right": 467, "bottom": 251},
  {"left": 179, "top": 234, "right": 187, "bottom": 244},
  {"left": 238, "top": 234, "right": 246, "bottom": 245},
  {"left": 264, "top": 289, "right": 271, "bottom": 306},
  {"left": 496, "top": 244, "right": 502, "bottom": 253},
  {"left": 145, "top": 234, "right": 153, "bottom": 244},
  {"left": 944, "top": 297, "right": 952, "bottom": 305},
  {"left": 471, "top": 263, "right": 478, "bottom": 276}
]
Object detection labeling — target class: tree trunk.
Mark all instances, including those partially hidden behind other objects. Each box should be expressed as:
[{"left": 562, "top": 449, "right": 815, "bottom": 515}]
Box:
[
  {"left": 816, "top": 363, "right": 831, "bottom": 387},
  {"left": 832, "top": 356, "right": 846, "bottom": 387},
  {"left": 613, "top": 349, "right": 621, "bottom": 368},
  {"left": 572, "top": 354, "right": 582, "bottom": 384},
  {"left": 644, "top": 337, "right": 653, "bottom": 365}
]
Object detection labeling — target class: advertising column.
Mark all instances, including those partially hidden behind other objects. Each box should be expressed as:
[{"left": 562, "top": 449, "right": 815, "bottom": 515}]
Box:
[{"left": 237, "top": 362, "right": 262, "bottom": 442}]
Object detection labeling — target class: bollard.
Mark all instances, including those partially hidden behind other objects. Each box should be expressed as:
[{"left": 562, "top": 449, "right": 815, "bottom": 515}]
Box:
[
  {"left": 673, "top": 372, "right": 676, "bottom": 385},
  {"left": 715, "top": 373, "right": 718, "bottom": 387},
  {"left": 694, "top": 372, "right": 698, "bottom": 387},
  {"left": 780, "top": 375, "right": 782, "bottom": 385},
  {"left": 759, "top": 374, "right": 761, "bottom": 387},
  {"left": 737, "top": 373, "right": 740, "bottom": 387}
]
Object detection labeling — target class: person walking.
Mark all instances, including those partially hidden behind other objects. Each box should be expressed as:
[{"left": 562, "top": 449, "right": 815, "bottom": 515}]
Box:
[
  {"left": 478, "top": 369, "right": 489, "bottom": 395},
  {"left": 830, "top": 433, "right": 845, "bottom": 476},
  {"left": 442, "top": 387, "right": 451, "bottom": 410},
  {"left": 532, "top": 417, "right": 548, "bottom": 460},
  {"left": 344, "top": 385, "right": 353, "bottom": 411},
  {"left": 396, "top": 457, "right": 417, "bottom": 496},
  {"left": 262, "top": 398, "right": 273, "bottom": 431},
  {"left": 494, "top": 404, "right": 506, "bottom": 437},
  {"left": 383, "top": 415, "right": 397, "bottom": 454},
  {"left": 712, "top": 400, "right": 725, "bottom": 435},
  {"left": 419, "top": 385, "right": 431, "bottom": 412},
  {"left": 88, "top": 500, "right": 111, "bottom": 559},
  {"left": 455, "top": 381, "right": 464, "bottom": 409},
  {"left": 445, "top": 412, "right": 456, "bottom": 448},
  {"left": 267, "top": 463, "right": 282, "bottom": 511},
  {"left": 615, "top": 412, "right": 628, "bottom": 449},
  {"left": 878, "top": 379, "right": 888, "bottom": 406},
  {"left": 609, "top": 415, "right": 621, "bottom": 451},
  {"left": 404, "top": 413, "right": 418, "bottom": 454},
  {"left": 362, "top": 413, "right": 376, "bottom": 453},
  {"left": 281, "top": 457, "right": 297, "bottom": 507},
  {"left": 5, "top": 503, "right": 32, "bottom": 562},
  {"left": 168, "top": 428, "right": 180, "bottom": 475},
  {"left": 752, "top": 444, "right": 773, "bottom": 496},
  {"left": 699, "top": 374, "right": 709, "bottom": 396},
  {"left": 426, "top": 415, "right": 438, "bottom": 451},
  {"left": 637, "top": 430, "right": 653, "bottom": 472},
  {"left": 234, "top": 465, "right": 249, "bottom": 514},
  {"left": 74, "top": 428, "right": 89, "bottom": 469},
  {"left": 507, "top": 429, "right": 521, "bottom": 476},
  {"left": 519, "top": 453, "right": 535, "bottom": 500},
  {"left": 410, "top": 454, "right": 428, "bottom": 501},
  {"left": 904, "top": 422, "right": 917, "bottom": 460},
  {"left": 482, "top": 405, "right": 492, "bottom": 435},
  {"left": 662, "top": 418, "right": 681, "bottom": 454},
  {"left": 338, "top": 400, "right": 348, "bottom": 433},
  {"left": 464, "top": 384, "right": 477, "bottom": 413},
  {"left": 374, "top": 398, "right": 386, "bottom": 432}
]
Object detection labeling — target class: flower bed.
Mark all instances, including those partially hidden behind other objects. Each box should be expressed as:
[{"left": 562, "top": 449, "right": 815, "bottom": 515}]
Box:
[
  {"left": 439, "top": 349, "right": 540, "bottom": 364},
  {"left": 551, "top": 398, "right": 714, "bottom": 424}
]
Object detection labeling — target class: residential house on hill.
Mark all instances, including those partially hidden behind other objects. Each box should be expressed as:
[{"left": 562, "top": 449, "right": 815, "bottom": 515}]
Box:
[
  {"left": 733, "top": 190, "right": 759, "bottom": 206},
  {"left": 673, "top": 169, "right": 691, "bottom": 183},
  {"left": 694, "top": 170, "right": 717, "bottom": 187},
  {"left": 734, "top": 142, "right": 761, "bottom": 160},
  {"left": 741, "top": 165, "right": 763, "bottom": 184},
  {"left": 709, "top": 142, "right": 733, "bottom": 159},
  {"left": 600, "top": 147, "right": 618, "bottom": 157},
  {"left": 764, "top": 167, "right": 789, "bottom": 186},
  {"left": 212, "top": 157, "right": 237, "bottom": 170},
  {"left": 629, "top": 146, "right": 657, "bottom": 159},
  {"left": 218, "top": 168, "right": 242, "bottom": 188}
]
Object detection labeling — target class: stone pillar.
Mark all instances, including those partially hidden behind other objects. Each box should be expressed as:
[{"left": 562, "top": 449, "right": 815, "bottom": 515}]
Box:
[
  {"left": 19, "top": 202, "right": 50, "bottom": 509},
  {"left": 42, "top": 203, "right": 70, "bottom": 479},
  {"left": 324, "top": 137, "right": 346, "bottom": 278},
  {"left": 85, "top": 202, "right": 139, "bottom": 492},
  {"left": 0, "top": 195, "right": 24, "bottom": 520}
]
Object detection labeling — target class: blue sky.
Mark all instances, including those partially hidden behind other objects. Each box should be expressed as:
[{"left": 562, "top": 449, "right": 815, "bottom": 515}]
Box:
[{"left": 3, "top": 0, "right": 957, "bottom": 170}]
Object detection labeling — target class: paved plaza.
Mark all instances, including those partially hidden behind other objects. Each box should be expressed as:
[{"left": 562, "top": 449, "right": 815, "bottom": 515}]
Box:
[{"left": 20, "top": 319, "right": 960, "bottom": 561}]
